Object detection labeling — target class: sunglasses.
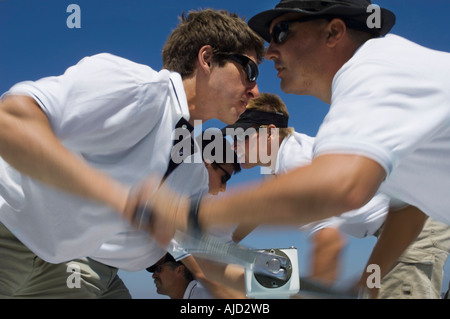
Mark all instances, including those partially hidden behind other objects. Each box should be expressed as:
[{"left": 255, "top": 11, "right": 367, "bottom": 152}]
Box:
[
  {"left": 219, "top": 53, "right": 259, "bottom": 82},
  {"left": 153, "top": 261, "right": 179, "bottom": 273},
  {"left": 270, "top": 15, "right": 329, "bottom": 44},
  {"left": 212, "top": 163, "right": 232, "bottom": 184}
]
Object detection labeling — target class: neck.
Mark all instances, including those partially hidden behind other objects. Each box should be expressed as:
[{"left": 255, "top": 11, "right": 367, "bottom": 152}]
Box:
[
  {"left": 183, "top": 74, "right": 213, "bottom": 125},
  {"left": 182, "top": 76, "right": 199, "bottom": 125},
  {"left": 320, "top": 41, "right": 362, "bottom": 104}
]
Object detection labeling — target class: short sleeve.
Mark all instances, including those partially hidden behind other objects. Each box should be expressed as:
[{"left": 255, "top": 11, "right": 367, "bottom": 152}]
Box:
[
  {"left": 5, "top": 53, "right": 170, "bottom": 154},
  {"left": 314, "top": 58, "right": 450, "bottom": 176},
  {"left": 276, "top": 133, "right": 314, "bottom": 174}
]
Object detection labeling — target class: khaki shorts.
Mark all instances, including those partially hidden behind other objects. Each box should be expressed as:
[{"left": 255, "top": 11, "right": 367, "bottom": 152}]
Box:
[
  {"left": 0, "top": 222, "right": 131, "bottom": 299},
  {"left": 378, "top": 218, "right": 450, "bottom": 299}
]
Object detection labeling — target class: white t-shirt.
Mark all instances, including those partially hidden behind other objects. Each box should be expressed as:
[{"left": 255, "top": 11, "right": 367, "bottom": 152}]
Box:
[
  {"left": 183, "top": 280, "right": 213, "bottom": 299},
  {"left": 0, "top": 53, "right": 208, "bottom": 270},
  {"left": 275, "top": 132, "right": 388, "bottom": 238},
  {"left": 314, "top": 34, "right": 450, "bottom": 225}
]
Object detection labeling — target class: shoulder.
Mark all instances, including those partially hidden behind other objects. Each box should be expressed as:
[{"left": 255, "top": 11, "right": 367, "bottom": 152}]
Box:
[
  {"left": 75, "top": 53, "right": 171, "bottom": 85},
  {"left": 276, "top": 132, "right": 314, "bottom": 173},
  {"left": 184, "top": 280, "right": 213, "bottom": 299}
]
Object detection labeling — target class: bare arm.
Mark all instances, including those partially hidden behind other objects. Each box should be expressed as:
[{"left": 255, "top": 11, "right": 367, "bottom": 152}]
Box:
[
  {"left": 232, "top": 224, "right": 258, "bottom": 243},
  {"left": 192, "top": 256, "right": 246, "bottom": 294},
  {"left": 200, "top": 154, "right": 386, "bottom": 230},
  {"left": 125, "top": 153, "right": 386, "bottom": 247},
  {"left": 0, "top": 95, "right": 129, "bottom": 212},
  {"left": 181, "top": 255, "right": 247, "bottom": 299},
  {"left": 309, "top": 228, "right": 347, "bottom": 285},
  {"left": 358, "top": 205, "right": 427, "bottom": 298}
]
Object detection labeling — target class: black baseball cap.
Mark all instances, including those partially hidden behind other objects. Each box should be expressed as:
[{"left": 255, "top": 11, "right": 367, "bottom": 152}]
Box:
[
  {"left": 248, "top": 0, "right": 396, "bottom": 42},
  {"left": 146, "top": 253, "right": 178, "bottom": 273}
]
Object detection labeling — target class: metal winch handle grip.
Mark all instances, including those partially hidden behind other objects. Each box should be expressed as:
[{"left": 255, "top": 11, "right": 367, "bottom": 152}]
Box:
[{"left": 174, "top": 231, "right": 290, "bottom": 280}]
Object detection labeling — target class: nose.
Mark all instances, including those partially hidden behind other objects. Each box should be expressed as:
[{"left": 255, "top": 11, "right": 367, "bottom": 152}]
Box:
[
  {"left": 219, "top": 184, "right": 227, "bottom": 193},
  {"left": 264, "top": 44, "right": 277, "bottom": 61},
  {"left": 247, "top": 83, "right": 259, "bottom": 99}
]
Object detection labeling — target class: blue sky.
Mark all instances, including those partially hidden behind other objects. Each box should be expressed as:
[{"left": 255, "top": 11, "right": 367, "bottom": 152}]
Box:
[{"left": 1, "top": 0, "right": 450, "bottom": 299}]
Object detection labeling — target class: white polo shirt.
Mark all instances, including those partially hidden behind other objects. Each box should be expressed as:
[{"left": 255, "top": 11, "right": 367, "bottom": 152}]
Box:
[
  {"left": 276, "top": 132, "right": 388, "bottom": 238},
  {"left": 314, "top": 34, "right": 450, "bottom": 225},
  {"left": 0, "top": 53, "right": 208, "bottom": 270},
  {"left": 183, "top": 280, "right": 213, "bottom": 299}
]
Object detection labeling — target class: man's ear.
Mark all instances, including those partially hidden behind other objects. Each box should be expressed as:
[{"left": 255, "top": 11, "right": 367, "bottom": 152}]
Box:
[
  {"left": 198, "top": 45, "right": 214, "bottom": 74},
  {"left": 176, "top": 264, "right": 186, "bottom": 276},
  {"left": 325, "top": 18, "right": 346, "bottom": 47},
  {"left": 267, "top": 124, "right": 278, "bottom": 139}
]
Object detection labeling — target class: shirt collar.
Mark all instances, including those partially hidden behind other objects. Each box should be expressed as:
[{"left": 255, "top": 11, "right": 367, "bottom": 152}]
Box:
[
  {"left": 169, "top": 71, "right": 190, "bottom": 121},
  {"left": 183, "top": 280, "right": 199, "bottom": 299}
]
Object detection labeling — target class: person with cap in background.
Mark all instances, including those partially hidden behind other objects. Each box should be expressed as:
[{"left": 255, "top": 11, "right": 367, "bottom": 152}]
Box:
[
  {"left": 157, "top": 132, "right": 247, "bottom": 299},
  {"left": 123, "top": 0, "right": 450, "bottom": 298},
  {"left": 147, "top": 253, "right": 212, "bottom": 299},
  {"left": 225, "top": 92, "right": 450, "bottom": 299}
]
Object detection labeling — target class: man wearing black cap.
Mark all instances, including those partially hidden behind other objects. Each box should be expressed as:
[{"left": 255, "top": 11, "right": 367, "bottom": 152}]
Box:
[
  {"left": 243, "top": 0, "right": 450, "bottom": 297},
  {"left": 247, "top": 0, "right": 395, "bottom": 101},
  {"left": 147, "top": 253, "right": 212, "bottom": 299},
  {"left": 124, "top": 1, "right": 450, "bottom": 298},
  {"left": 249, "top": 0, "right": 395, "bottom": 41},
  {"left": 225, "top": 93, "right": 450, "bottom": 299}
]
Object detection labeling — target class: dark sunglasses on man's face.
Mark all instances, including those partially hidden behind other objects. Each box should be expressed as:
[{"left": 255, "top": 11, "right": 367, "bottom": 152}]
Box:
[
  {"left": 153, "top": 262, "right": 179, "bottom": 273},
  {"left": 270, "top": 15, "right": 329, "bottom": 44},
  {"left": 221, "top": 53, "right": 259, "bottom": 82}
]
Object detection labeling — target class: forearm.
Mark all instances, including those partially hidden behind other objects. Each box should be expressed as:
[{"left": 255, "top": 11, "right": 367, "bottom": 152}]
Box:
[
  {"left": 187, "top": 257, "right": 247, "bottom": 299},
  {"left": 0, "top": 95, "right": 129, "bottom": 212},
  {"left": 122, "top": 142, "right": 386, "bottom": 248},
  {"left": 199, "top": 155, "right": 386, "bottom": 229},
  {"left": 200, "top": 173, "right": 338, "bottom": 229},
  {"left": 309, "top": 228, "right": 346, "bottom": 285},
  {"left": 359, "top": 206, "right": 427, "bottom": 296},
  {"left": 232, "top": 224, "right": 258, "bottom": 243},
  {"left": 194, "top": 256, "right": 246, "bottom": 293}
]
